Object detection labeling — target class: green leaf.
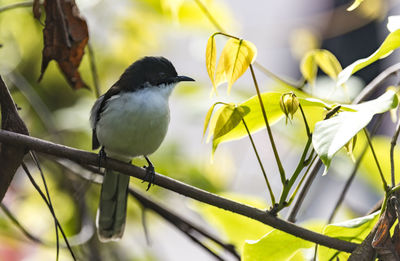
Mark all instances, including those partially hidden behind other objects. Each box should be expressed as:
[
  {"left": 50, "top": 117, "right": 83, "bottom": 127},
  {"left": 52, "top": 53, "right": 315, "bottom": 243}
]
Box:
[
  {"left": 193, "top": 193, "right": 272, "bottom": 252},
  {"left": 216, "top": 38, "right": 257, "bottom": 93},
  {"left": 338, "top": 29, "right": 400, "bottom": 86},
  {"left": 206, "top": 92, "right": 347, "bottom": 154},
  {"left": 211, "top": 104, "right": 250, "bottom": 155},
  {"left": 205, "top": 34, "right": 217, "bottom": 91},
  {"left": 243, "top": 221, "right": 324, "bottom": 261},
  {"left": 319, "top": 212, "right": 379, "bottom": 260},
  {"left": 347, "top": 0, "right": 364, "bottom": 11},
  {"left": 312, "top": 90, "right": 398, "bottom": 174}
]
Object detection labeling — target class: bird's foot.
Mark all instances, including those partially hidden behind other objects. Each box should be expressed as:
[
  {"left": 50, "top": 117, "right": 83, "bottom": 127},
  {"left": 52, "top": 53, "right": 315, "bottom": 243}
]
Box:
[
  {"left": 98, "top": 147, "right": 107, "bottom": 173},
  {"left": 142, "top": 157, "right": 155, "bottom": 191}
]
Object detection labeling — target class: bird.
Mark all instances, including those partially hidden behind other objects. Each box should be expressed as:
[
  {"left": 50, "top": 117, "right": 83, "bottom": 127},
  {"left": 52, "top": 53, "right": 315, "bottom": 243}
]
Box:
[{"left": 89, "top": 56, "right": 194, "bottom": 242}]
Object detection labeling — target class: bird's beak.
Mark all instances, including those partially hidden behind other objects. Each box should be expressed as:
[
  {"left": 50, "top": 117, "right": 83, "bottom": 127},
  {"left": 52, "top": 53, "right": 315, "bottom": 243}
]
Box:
[{"left": 176, "top": 75, "right": 195, "bottom": 82}]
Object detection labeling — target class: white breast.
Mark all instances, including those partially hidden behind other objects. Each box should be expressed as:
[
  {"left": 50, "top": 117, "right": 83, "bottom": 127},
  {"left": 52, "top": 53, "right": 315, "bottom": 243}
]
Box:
[{"left": 95, "top": 84, "right": 175, "bottom": 161}]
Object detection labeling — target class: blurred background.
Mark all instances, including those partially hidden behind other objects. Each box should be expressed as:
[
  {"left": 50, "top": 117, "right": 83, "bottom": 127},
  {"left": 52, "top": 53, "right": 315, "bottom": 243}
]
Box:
[{"left": 0, "top": 0, "right": 400, "bottom": 260}]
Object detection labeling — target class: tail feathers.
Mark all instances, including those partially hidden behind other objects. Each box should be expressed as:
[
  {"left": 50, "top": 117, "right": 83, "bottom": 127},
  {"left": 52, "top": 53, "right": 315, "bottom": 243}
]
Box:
[{"left": 97, "top": 170, "right": 130, "bottom": 242}]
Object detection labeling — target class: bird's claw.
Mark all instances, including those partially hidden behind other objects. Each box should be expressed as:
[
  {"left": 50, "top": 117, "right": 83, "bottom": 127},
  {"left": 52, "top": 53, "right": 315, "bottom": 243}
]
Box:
[{"left": 142, "top": 157, "right": 155, "bottom": 191}]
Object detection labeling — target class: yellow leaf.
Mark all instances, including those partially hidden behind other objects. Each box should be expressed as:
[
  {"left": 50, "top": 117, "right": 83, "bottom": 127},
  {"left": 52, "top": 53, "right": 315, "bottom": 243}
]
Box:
[
  {"left": 314, "top": 50, "right": 342, "bottom": 80},
  {"left": 203, "top": 102, "right": 224, "bottom": 139},
  {"left": 300, "top": 49, "right": 341, "bottom": 83},
  {"left": 347, "top": 0, "right": 364, "bottom": 11},
  {"left": 215, "top": 49, "right": 227, "bottom": 88},
  {"left": 210, "top": 104, "right": 250, "bottom": 155},
  {"left": 217, "top": 38, "right": 257, "bottom": 93},
  {"left": 300, "top": 51, "right": 317, "bottom": 84},
  {"left": 205, "top": 35, "right": 217, "bottom": 91}
]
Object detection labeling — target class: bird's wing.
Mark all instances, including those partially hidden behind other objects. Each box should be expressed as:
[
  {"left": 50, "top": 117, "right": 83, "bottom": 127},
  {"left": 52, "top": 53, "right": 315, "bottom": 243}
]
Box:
[{"left": 90, "top": 85, "right": 121, "bottom": 150}]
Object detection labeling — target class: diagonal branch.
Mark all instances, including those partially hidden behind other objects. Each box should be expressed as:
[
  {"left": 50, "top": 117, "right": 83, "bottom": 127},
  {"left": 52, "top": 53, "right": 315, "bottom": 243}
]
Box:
[{"left": 0, "top": 130, "right": 358, "bottom": 253}]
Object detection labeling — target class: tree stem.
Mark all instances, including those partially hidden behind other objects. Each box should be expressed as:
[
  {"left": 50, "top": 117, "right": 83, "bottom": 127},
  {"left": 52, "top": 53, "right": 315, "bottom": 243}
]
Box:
[
  {"left": 249, "top": 64, "right": 286, "bottom": 184},
  {"left": 242, "top": 118, "right": 275, "bottom": 204}
]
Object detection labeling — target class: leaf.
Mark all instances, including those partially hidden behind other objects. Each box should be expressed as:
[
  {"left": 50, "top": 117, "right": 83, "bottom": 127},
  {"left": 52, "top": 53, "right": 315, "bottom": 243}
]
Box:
[
  {"left": 300, "top": 51, "right": 317, "bottom": 84},
  {"left": 300, "top": 49, "right": 341, "bottom": 83},
  {"left": 38, "top": 0, "right": 89, "bottom": 89},
  {"left": 243, "top": 221, "right": 324, "bottom": 261},
  {"left": 319, "top": 212, "right": 379, "bottom": 260},
  {"left": 206, "top": 92, "right": 349, "bottom": 155},
  {"left": 210, "top": 104, "right": 250, "bottom": 155},
  {"left": 314, "top": 49, "right": 342, "bottom": 80},
  {"left": 217, "top": 38, "right": 257, "bottom": 92},
  {"left": 347, "top": 0, "right": 364, "bottom": 11},
  {"left": 203, "top": 102, "right": 223, "bottom": 139},
  {"left": 193, "top": 193, "right": 272, "bottom": 252},
  {"left": 205, "top": 35, "right": 217, "bottom": 90},
  {"left": 312, "top": 90, "right": 398, "bottom": 174},
  {"left": 214, "top": 49, "right": 227, "bottom": 87},
  {"left": 338, "top": 29, "right": 400, "bottom": 86},
  {"left": 388, "top": 15, "right": 400, "bottom": 32}
]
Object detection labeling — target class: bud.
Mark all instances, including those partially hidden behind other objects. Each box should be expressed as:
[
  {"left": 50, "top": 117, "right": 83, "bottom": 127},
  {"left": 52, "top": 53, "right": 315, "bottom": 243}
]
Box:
[{"left": 280, "top": 92, "right": 299, "bottom": 123}]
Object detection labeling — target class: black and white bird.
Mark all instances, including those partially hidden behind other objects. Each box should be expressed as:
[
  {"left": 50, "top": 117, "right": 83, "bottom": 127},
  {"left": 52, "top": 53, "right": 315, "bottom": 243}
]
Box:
[{"left": 90, "top": 56, "right": 194, "bottom": 241}]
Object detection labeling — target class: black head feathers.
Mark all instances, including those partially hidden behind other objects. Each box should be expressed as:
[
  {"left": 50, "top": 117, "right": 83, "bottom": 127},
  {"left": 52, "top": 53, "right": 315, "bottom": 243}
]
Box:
[{"left": 116, "top": 56, "right": 180, "bottom": 91}]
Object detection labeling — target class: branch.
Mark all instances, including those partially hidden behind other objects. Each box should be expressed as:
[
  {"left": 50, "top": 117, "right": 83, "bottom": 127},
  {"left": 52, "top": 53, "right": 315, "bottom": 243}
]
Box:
[
  {"left": 0, "top": 130, "right": 358, "bottom": 252},
  {"left": 64, "top": 160, "right": 238, "bottom": 259}
]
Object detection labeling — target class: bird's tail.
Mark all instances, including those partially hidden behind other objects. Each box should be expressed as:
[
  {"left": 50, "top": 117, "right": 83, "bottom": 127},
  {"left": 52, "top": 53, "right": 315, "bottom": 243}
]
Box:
[{"left": 97, "top": 169, "right": 130, "bottom": 242}]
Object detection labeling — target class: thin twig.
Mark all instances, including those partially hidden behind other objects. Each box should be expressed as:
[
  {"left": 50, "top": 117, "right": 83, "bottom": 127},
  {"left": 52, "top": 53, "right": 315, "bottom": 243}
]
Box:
[
  {"left": 287, "top": 154, "right": 318, "bottom": 206},
  {"left": 390, "top": 118, "right": 400, "bottom": 187},
  {"left": 249, "top": 64, "right": 286, "bottom": 183},
  {"left": 56, "top": 158, "right": 240, "bottom": 259},
  {"left": 21, "top": 163, "right": 76, "bottom": 261},
  {"left": 287, "top": 159, "right": 323, "bottom": 223},
  {"left": 87, "top": 42, "right": 101, "bottom": 98},
  {"left": 328, "top": 148, "right": 366, "bottom": 224},
  {"left": 242, "top": 118, "right": 275, "bottom": 205},
  {"left": 328, "top": 114, "right": 385, "bottom": 223},
  {"left": 353, "top": 63, "right": 400, "bottom": 104},
  {"left": 7, "top": 72, "right": 60, "bottom": 140},
  {"left": 286, "top": 64, "right": 400, "bottom": 222},
  {"left": 272, "top": 137, "right": 313, "bottom": 215},
  {"left": 0, "top": 130, "right": 358, "bottom": 252},
  {"left": 193, "top": 0, "right": 224, "bottom": 31},
  {"left": 0, "top": 1, "right": 33, "bottom": 13},
  {"left": 363, "top": 128, "right": 388, "bottom": 192},
  {"left": 29, "top": 152, "right": 60, "bottom": 260},
  {"left": 131, "top": 174, "right": 238, "bottom": 259}
]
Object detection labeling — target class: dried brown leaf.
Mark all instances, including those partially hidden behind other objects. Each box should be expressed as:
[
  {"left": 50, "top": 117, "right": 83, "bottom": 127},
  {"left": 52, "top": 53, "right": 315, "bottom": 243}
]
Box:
[{"left": 39, "top": 0, "right": 89, "bottom": 90}]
